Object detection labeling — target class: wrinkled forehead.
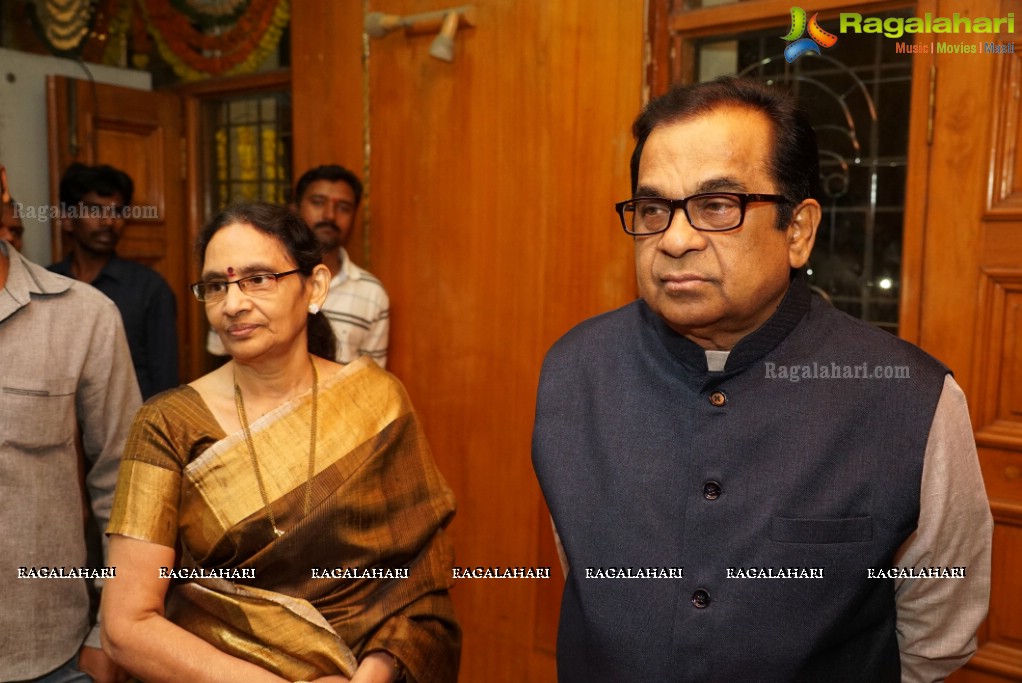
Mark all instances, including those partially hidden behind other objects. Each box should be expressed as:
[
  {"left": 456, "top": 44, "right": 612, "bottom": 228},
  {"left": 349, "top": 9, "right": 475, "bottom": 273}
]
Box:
[{"left": 638, "top": 107, "right": 776, "bottom": 193}]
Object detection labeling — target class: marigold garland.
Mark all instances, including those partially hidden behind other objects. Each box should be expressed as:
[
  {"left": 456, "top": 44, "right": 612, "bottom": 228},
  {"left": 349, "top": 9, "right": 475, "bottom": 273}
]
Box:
[{"left": 137, "top": 0, "right": 288, "bottom": 81}]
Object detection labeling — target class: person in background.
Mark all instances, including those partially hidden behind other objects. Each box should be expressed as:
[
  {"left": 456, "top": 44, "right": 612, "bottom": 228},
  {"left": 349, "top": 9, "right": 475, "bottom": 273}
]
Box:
[
  {"left": 207, "top": 165, "right": 389, "bottom": 368},
  {"left": 532, "top": 77, "right": 991, "bottom": 682},
  {"left": 0, "top": 164, "right": 141, "bottom": 683},
  {"left": 103, "top": 202, "right": 459, "bottom": 682},
  {"left": 49, "top": 162, "right": 179, "bottom": 399}
]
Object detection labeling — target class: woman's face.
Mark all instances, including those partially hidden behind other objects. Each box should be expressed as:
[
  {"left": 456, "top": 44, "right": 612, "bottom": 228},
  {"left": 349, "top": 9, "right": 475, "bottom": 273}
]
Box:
[{"left": 201, "top": 221, "right": 313, "bottom": 363}]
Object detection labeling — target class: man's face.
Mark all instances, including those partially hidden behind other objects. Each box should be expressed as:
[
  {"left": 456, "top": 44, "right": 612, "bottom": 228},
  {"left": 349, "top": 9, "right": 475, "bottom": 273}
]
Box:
[
  {"left": 633, "top": 106, "right": 817, "bottom": 350},
  {"left": 296, "top": 180, "right": 357, "bottom": 252},
  {"left": 64, "top": 191, "right": 126, "bottom": 256},
  {"left": 0, "top": 202, "right": 23, "bottom": 252}
]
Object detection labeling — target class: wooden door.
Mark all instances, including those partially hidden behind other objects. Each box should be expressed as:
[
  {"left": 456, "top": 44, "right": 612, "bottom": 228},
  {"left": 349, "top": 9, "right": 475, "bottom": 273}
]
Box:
[
  {"left": 915, "top": 1, "right": 1022, "bottom": 680},
  {"left": 46, "top": 76, "right": 191, "bottom": 380},
  {"left": 292, "top": 2, "right": 643, "bottom": 681}
]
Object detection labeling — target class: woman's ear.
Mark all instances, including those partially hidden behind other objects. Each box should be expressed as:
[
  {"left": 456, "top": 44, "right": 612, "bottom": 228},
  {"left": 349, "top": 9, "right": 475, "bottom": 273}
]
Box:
[{"left": 308, "top": 263, "right": 331, "bottom": 311}]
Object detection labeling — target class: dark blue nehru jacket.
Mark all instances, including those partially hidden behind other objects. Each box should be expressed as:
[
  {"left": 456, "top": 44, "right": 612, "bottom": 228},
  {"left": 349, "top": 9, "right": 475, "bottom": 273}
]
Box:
[{"left": 532, "top": 279, "right": 949, "bottom": 683}]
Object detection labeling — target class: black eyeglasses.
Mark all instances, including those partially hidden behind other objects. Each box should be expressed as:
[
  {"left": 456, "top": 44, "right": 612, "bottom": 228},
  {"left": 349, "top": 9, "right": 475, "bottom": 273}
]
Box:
[
  {"left": 615, "top": 192, "right": 789, "bottom": 235},
  {"left": 190, "top": 270, "right": 301, "bottom": 302}
]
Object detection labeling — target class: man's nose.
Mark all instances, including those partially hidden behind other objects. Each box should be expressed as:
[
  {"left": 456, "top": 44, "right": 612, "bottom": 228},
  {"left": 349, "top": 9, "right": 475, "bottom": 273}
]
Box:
[{"left": 657, "top": 209, "right": 708, "bottom": 256}]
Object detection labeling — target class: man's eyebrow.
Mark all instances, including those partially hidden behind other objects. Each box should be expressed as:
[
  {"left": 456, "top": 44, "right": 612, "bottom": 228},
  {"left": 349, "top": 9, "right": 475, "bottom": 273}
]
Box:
[
  {"left": 695, "top": 177, "right": 748, "bottom": 193},
  {"left": 634, "top": 185, "right": 668, "bottom": 198},
  {"left": 634, "top": 177, "right": 749, "bottom": 199}
]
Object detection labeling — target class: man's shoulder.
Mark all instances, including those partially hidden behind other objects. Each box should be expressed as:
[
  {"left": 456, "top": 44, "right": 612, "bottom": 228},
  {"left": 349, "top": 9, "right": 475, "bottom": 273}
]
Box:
[
  {"left": 109, "top": 256, "right": 171, "bottom": 285},
  {"left": 46, "top": 256, "right": 72, "bottom": 277},
  {"left": 808, "top": 298, "right": 949, "bottom": 372},
  {"left": 345, "top": 259, "right": 388, "bottom": 290},
  {"left": 50, "top": 276, "right": 122, "bottom": 315}
]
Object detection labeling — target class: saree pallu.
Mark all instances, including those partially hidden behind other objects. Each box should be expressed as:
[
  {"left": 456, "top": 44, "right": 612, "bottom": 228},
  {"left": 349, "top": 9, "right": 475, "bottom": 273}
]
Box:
[{"left": 109, "top": 358, "right": 460, "bottom": 682}]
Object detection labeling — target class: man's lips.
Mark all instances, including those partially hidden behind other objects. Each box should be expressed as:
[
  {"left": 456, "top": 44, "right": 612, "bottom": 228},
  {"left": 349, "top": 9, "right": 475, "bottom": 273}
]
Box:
[{"left": 660, "top": 273, "right": 711, "bottom": 293}]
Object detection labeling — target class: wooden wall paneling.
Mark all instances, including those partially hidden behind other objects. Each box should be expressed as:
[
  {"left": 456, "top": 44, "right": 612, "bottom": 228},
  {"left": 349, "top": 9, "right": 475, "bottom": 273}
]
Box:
[
  {"left": 917, "top": 4, "right": 996, "bottom": 388},
  {"left": 896, "top": 0, "right": 938, "bottom": 346},
  {"left": 341, "top": 0, "right": 645, "bottom": 680},
  {"left": 290, "top": 0, "right": 368, "bottom": 267},
  {"left": 926, "top": 1, "right": 1022, "bottom": 680}
]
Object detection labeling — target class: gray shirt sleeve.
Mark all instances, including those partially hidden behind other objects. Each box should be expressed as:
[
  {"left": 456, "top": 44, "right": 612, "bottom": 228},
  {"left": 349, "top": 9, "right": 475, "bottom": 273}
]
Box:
[
  {"left": 894, "top": 374, "right": 992, "bottom": 682},
  {"left": 78, "top": 302, "right": 142, "bottom": 648}
]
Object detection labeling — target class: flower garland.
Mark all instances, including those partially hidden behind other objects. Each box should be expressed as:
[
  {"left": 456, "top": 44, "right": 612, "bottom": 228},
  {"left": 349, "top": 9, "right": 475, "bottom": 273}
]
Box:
[
  {"left": 101, "top": 0, "right": 133, "bottom": 66},
  {"left": 170, "top": 0, "right": 249, "bottom": 28},
  {"left": 137, "top": 0, "right": 289, "bottom": 80},
  {"left": 29, "top": 0, "right": 97, "bottom": 58}
]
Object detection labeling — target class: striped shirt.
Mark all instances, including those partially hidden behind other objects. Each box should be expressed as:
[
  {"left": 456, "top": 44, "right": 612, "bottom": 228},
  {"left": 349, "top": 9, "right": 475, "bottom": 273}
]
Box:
[{"left": 322, "top": 248, "right": 389, "bottom": 367}]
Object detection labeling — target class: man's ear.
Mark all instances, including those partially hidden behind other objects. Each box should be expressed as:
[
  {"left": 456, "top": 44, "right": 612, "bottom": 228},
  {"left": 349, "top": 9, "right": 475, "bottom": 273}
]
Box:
[{"left": 786, "top": 198, "right": 821, "bottom": 269}]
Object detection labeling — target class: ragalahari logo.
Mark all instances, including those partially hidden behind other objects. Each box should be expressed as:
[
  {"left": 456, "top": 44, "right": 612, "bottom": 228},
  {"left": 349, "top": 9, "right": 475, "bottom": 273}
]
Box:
[{"left": 782, "top": 7, "right": 838, "bottom": 62}]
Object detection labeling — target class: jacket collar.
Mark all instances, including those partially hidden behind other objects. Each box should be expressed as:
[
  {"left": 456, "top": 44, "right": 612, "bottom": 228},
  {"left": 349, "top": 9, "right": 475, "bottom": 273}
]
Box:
[{"left": 645, "top": 277, "right": 811, "bottom": 378}]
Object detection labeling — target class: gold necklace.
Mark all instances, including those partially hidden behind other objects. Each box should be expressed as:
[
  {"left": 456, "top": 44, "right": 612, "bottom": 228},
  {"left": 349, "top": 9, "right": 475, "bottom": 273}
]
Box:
[{"left": 234, "top": 356, "right": 319, "bottom": 538}]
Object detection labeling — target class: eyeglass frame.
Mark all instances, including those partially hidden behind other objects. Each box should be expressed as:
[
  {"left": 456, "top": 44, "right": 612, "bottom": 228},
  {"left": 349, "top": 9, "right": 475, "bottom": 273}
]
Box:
[
  {"left": 615, "top": 192, "right": 791, "bottom": 235},
  {"left": 190, "top": 269, "right": 301, "bottom": 302}
]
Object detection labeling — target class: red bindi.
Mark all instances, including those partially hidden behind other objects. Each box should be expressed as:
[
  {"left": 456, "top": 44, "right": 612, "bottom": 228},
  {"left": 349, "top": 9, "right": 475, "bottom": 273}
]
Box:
[{"left": 227, "top": 266, "right": 235, "bottom": 277}]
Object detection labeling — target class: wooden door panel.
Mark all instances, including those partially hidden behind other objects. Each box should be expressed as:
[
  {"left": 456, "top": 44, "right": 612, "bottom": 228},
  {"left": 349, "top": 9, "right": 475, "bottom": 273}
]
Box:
[
  {"left": 47, "top": 76, "right": 191, "bottom": 380},
  {"left": 929, "top": 2, "right": 1022, "bottom": 680}
]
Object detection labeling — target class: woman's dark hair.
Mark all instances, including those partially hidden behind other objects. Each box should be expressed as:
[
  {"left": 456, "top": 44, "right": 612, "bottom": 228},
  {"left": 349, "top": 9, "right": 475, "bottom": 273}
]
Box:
[{"left": 196, "top": 201, "right": 337, "bottom": 361}]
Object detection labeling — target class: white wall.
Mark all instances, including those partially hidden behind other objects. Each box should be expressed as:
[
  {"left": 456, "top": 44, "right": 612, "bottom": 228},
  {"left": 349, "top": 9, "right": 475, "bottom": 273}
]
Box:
[{"left": 0, "top": 48, "right": 151, "bottom": 263}]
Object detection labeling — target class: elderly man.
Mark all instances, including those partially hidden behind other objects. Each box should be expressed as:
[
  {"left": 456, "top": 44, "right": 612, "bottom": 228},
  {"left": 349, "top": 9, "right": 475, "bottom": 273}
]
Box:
[
  {"left": 532, "top": 78, "right": 991, "bottom": 682},
  {"left": 0, "top": 165, "right": 141, "bottom": 682}
]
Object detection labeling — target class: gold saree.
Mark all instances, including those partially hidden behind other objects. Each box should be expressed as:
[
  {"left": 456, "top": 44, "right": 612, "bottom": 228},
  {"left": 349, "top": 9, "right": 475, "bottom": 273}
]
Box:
[{"left": 108, "top": 358, "right": 460, "bottom": 682}]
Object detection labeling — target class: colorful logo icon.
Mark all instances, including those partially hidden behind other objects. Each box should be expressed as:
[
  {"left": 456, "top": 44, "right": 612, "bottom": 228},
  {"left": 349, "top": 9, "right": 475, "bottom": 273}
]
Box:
[{"left": 782, "top": 7, "right": 838, "bottom": 62}]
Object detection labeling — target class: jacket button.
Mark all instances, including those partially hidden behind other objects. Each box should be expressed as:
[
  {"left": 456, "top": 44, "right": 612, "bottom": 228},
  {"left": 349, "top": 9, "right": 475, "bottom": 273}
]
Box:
[
  {"left": 703, "top": 481, "right": 722, "bottom": 500},
  {"left": 709, "top": 391, "right": 727, "bottom": 406},
  {"left": 691, "top": 589, "right": 710, "bottom": 608}
]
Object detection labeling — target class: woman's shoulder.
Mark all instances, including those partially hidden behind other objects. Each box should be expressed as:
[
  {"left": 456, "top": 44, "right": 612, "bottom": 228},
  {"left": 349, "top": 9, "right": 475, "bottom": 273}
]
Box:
[
  {"left": 320, "top": 356, "right": 413, "bottom": 410},
  {"left": 132, "top": 384, "right": 225, "bottom": 453}
]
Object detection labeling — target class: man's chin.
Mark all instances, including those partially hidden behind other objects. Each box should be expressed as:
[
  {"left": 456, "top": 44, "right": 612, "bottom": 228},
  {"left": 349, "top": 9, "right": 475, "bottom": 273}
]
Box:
[{"left": 313, "top": 226, "right": 342, "bottom": 250}]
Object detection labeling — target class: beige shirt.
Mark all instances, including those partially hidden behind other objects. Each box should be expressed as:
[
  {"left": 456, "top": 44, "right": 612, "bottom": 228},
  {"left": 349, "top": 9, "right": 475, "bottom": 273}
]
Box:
[{"left": 0, "top": 242, "right": 140, "bottom": 680}]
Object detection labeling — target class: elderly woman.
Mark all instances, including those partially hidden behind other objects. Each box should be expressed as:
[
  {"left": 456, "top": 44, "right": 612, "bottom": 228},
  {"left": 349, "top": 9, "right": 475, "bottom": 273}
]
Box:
[{"left": 101, "top": 202, "right": 459, "bottom": 683}]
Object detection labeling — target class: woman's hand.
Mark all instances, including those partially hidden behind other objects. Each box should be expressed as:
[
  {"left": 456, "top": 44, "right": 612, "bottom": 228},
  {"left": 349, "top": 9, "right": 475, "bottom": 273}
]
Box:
[
  {"left": 311, "top": 677, "right": 351, "bottom": 683},
  {"left": 349, "top": 652, "right": 401, "bottom": 683}
]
